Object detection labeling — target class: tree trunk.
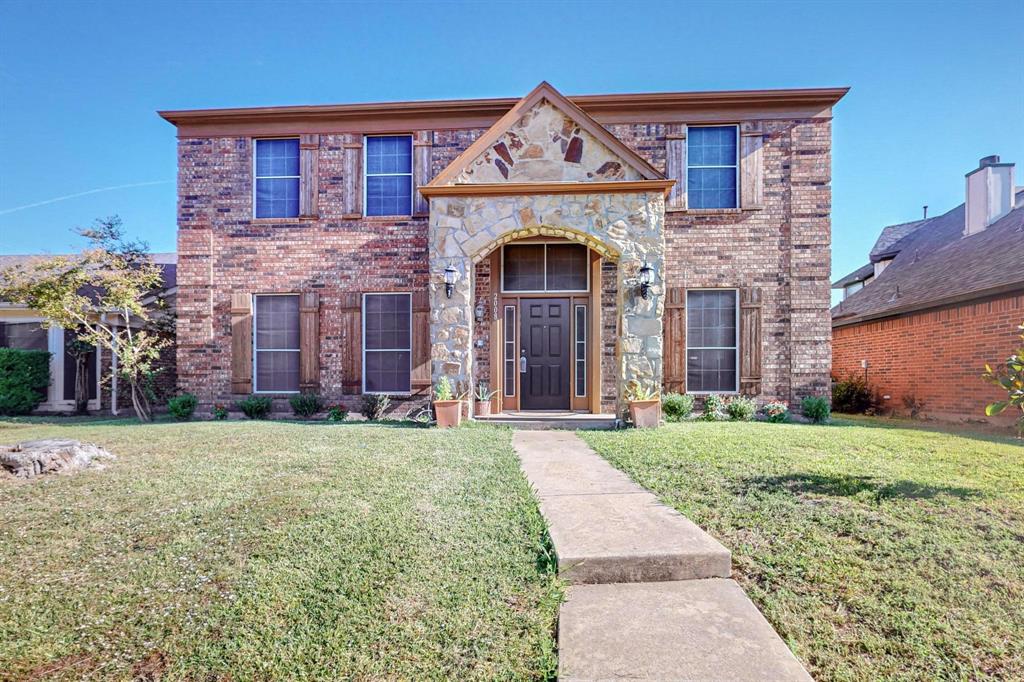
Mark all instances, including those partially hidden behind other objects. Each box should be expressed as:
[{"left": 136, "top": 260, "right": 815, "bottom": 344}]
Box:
[
  {"left": 129, "top": 381, "right": 153, "bottom": 422},
  {"left": 74, "top": 354, "right": 89, "bottom": 414}
]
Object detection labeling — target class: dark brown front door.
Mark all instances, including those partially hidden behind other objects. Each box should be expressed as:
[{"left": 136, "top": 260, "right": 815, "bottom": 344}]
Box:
[{"left": 520, "top": 298, "right": 570, "bottom": 410}]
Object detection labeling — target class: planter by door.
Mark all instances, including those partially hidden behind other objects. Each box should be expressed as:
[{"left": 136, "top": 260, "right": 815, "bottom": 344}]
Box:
[
  {"left": 475, "top": 400, "right": 492, "bottom": 417},
  {"left": 434, "top": 400, "right": 462, "bottom": 428},
  {"left": 629, "top": 399, "right": 661, "bottom": 428}
]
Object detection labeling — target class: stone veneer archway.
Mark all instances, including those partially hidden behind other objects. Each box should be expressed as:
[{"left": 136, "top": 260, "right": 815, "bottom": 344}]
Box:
[{"left": 428, "top": 190, "right": 666, "bottom": 415}]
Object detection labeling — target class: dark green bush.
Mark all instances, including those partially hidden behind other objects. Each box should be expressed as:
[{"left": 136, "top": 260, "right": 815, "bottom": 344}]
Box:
[
  {"left": 360, "top": 394, "right": 391, "bottom": 421},
  {"left": 725, "top": 395, "right": 756, "bottom": 421},
  {"left": 762, "top": 401, "right": 790, "bottom": 423},
  {"left": 662, "top": 392, "right": 694, "bottom": 421},
  {"left": 801, "top": 395, "right": 831, "bottom": 424},
  {"left": 289, "top": 392, "right": 323, "bottom": 418},
  {"left": 700, "top": 394, "right": 725, "bottom": 421},
  {"left": 326, "top": 404, "right": 348, "bottom": 422},
  {"left": 167, "top": 393, "right": 197, "bottom": 421},
  {"left": 0, "top": 348, "right": 50, "bottom": 415},
  {"left": 832, "top": 374, "right": 874, "bottom": 414},
  {"left": 237, "top": 395, "right": 273, "bottom": 420}
]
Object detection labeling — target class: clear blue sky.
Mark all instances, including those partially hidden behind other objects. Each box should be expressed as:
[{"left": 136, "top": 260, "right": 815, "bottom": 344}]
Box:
[{"left": 1, "top": 0, "right": 1022, "bottom": 305}]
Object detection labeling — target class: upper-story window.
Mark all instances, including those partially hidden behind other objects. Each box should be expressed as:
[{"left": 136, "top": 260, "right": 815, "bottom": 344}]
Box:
[
  {"left": 254, "top": 139, "right": 300, "bottom": 218},
  {"left": 365, "top": 135, "right": 413, "bottom": 216},
  {"left": 687, "top": 126, "right": 739, "bottom": 209}
]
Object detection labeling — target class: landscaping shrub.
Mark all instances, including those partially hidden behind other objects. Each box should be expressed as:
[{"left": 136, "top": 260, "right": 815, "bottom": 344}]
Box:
[
  {"left": 237, "top": 395, "right": 273, "bottom": 420},
  {"left": 762, "top": 401, "right": 790, "bottom": 423},
  {"left": 662, "top": 392, "right": 694, "bottom": 421},
  {"left": 801, "top": 395, "right": 831, "bottom": 423},
  {"left": 167, "top": 393, "right": 197, "bottom": 421},
  {"left": 832, "top": 373, "right": 874, "bottom": 413},
  {"left": 725, "top": 395, "right": 756, "bottom": 421},
  {"left": 212, "top": 403, "right": 229, "bottom": 420},
  {"left": 289, "top": 392, "right": 323, "bottom": 418},
  {"left": 700, "top": 394, "right": 724, "bottom": 421},
  {"left": 0, "top": 348, "right": 50, "bottom": 415},
  {"left": 360, "top": 393, "right": 391, "bottom": 420},
  {"left": 326, "top": 404, "right": 348, "bottom": 422}
]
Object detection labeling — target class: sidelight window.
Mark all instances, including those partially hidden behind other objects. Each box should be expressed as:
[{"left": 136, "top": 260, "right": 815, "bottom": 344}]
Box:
[
  {"left": 503, "top": 305, "right": 516, "bottom": 397},
  {"left": 574, "top": 305, "right": 586, "bottom": 397}
]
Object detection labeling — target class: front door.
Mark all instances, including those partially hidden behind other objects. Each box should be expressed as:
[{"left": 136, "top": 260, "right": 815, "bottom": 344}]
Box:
[{"left": 520, "top": 298, "right": 570, "bottom": 410}]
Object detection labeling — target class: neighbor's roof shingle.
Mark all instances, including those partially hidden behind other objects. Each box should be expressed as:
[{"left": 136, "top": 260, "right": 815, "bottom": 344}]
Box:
[
  {"left": 868, "top": 219, "right": 929, "bottom": 260},
  {"left": 831, "top": 191, "right": 1024, "bottom": 325},
  {"left": 832, "top": 262, "right": 874, "bottom": 289}
]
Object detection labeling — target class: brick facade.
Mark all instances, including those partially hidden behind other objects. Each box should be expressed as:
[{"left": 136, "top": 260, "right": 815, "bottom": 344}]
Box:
[
  {"left": 833, "top": 293, "right": 1024, "bottom": 422},
  {"left": 172, "top": 95, "right": 835, "bottom": 414}
]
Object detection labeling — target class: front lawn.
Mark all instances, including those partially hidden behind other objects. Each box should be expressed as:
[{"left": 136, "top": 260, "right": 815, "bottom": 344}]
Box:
[
  {"left": 0, "top": 419, "right": 560, "bottom": 680},
  {"left": 581, "top": 418, "right": 1024, "bottom": 681}
]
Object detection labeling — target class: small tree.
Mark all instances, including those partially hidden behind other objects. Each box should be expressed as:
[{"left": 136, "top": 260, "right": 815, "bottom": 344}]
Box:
[
  {"left": 982, "top": 321, "right": 1024, "bottom": 438},
  {"left": 0, "top": 217, "right": 169, "bottom": 422}
]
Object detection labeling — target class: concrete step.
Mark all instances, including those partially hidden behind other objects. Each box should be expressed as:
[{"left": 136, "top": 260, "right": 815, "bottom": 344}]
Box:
[
  {"left": 477, "top": 413, "right": 619, "bottom": 430},
  {"left": 559, "top": 579, "right": 812, "bottom": 682},
  {"left": 513, "top": 431, "right": 731, "bottom": 584}
]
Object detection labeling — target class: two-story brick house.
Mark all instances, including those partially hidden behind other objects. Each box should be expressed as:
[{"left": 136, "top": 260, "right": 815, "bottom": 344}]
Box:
[{"left": 160, "top": 82, "right": 846, "bottom": 417}]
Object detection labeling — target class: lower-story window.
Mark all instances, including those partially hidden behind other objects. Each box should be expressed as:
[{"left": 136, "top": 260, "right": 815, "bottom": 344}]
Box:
[
  {"left": 686, "top": 289, "right": 738, "bottom": 392},
  {"left": 363, "top": 293, "right": 411, "bottom": 394},
  {"left": 254, "top": 294, "right": 300, "bottom": 393}
]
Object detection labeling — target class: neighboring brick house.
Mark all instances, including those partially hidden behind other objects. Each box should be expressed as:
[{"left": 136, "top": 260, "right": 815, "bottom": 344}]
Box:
[
  {"left": 0, "top": 253, "right": 178, "bottom": 414},
  {"left": 832, "top": 156, "right": 1024, "bottom": 423},
  {"left": 159, "top": 82, "right": 845, "bottom": 417}
]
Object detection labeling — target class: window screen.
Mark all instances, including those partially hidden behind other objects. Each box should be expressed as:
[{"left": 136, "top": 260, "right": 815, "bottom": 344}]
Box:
[
  {"left": 686, "top": 290, "right": 738, "bottom": 392},
  {"left": 687, "top": 126, "right": 738, "bottom": 209},
  {"left": 254, "top": 295, "right": 300, "bottom": 392},
  {"left": 254, "top": 139, "right": 300, "bottom": 218},
  {"left": 503, "top": 243, "right": 588, "bottom": 292},
  {"left": 365, "top": 136, "right": 413, "bottom": 216},
  {"left": 363, "top": 293, "right": 411, "bottom": 393}
]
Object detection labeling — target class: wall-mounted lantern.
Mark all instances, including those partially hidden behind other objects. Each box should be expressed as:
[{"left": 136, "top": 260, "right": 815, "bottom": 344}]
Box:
[
  {"left": 474, "top": 303, "right": 486, "bottom": 322},
  {"left": 638, "top": 262, "right": 655, "bottom": 299},
  {"left": 443, "top": 264, "right": 457, "bottom": 299}
]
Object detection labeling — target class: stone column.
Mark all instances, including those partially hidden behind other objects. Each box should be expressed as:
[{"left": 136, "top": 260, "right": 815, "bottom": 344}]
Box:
[
  {"left": 428, "top": 198, "right": 474, "bottom": 400},
  {"left": 616, "top": 253, "right": 664, "bottom": 417}
]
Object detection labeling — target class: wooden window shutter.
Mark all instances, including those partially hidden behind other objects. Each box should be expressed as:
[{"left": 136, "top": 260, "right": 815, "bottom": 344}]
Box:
[
  {"left": 339, "top": 292, "right": 362, "bottom": 394},
  {"left": 663, "top": 286, "right": 686, "bottom": 393},
  {"left": 299, "top": 134, "right": 319, "bottom": 218},
  {"left": 230, "top": 293, "right": 253, "bottom": 394},
  {"left": 299, "top": 291, "right": 320, "bottom": 392},
  {"left": 342, "top": 134, "right": 363, "bottom": 219},
  {"left": 665, "top": 124, "right": 687, "bottom": 211},
  {"left": 413, "top": 131, "right": 433, "bottom": 217},
  {"left": 410, "top": 291, "right": 431, "bottom": 393},
  {"left": 739, "top": 287, "right": 763, "bottom": 396},
  {"left": 740, "top": 123, "right": 764, "bottom": 210}
]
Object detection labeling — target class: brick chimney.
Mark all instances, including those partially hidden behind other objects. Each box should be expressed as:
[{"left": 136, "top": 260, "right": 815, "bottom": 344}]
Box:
[{"left": 964, "top": 155, "right": 1015, "bottom": 236}]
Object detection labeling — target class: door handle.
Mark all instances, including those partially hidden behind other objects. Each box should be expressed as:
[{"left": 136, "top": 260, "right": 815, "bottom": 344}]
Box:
[{"left": 519, "top": 351, "right": 527, "bottom": 373}]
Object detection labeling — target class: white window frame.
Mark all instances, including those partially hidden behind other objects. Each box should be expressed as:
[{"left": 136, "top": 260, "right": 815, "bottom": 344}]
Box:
[
  {"left": 252, "top": 137, "right": 301, "bottom": 219},
  {"left": 685, "top": 288, "right": 740, "bottom": 394},
  {"left": 363, "top": 134, "right": 414, "bottom": 217},
  {"left": 361, "top": 292, "right": 413, "bottom": 395},
  {"left": 574, "top": 304, "right": 586, "bottom": 398},
  {"left": 0, "top": 317, "right": 101, "bottom": 411},
  {"left": 500, "top": 243, "right": 591, "bottom": 294},
  {"left": 252, "top": 293, "right": 301, "bottom": 394},
  {"left": 686, "top": 125, "right": 740, "bottom": 210}
]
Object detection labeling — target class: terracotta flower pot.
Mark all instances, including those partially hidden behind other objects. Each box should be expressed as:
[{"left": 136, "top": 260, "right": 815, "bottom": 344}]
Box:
[
  {"left": 629, "top": 398, "right": 661, "bottom": 428},
  {"left": 475, "top": 400, "right": 492, "bottom": 417},
  {"left": 434, "top": 400, "right": 462, "bottom": 428}
]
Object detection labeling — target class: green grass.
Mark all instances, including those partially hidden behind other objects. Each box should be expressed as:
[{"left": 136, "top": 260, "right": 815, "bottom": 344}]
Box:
[
  {"left": 0, "top": 418, "right": 561, "bottom": 680},
  {"left": 581, "top": 418, "right": 1024, "bottom": 682}
]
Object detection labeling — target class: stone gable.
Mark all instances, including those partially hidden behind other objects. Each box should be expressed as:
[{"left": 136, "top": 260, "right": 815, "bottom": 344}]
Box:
[{"left": 451, "top": 99, "right": 643, "bottom": 184}]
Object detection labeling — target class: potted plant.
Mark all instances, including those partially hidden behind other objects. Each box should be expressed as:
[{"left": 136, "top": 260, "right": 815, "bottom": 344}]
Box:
[
  {"left": 433, "top": 376, "right": 462, "bottom": 428},
  {"left": 474, "top": 381, "right": 498, "bottom": 417},
  {"left": 625, "top": 380, "right": 661, "bottom": 428}
]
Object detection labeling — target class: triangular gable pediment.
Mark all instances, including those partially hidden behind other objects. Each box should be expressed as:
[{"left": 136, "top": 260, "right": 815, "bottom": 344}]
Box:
[{"left": 428, "top": 82, "right": 663, "bottom": 187}]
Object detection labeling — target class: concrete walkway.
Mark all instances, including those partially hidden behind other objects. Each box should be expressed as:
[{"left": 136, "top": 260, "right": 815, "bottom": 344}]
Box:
[{"left": 512, "top": 431, "right": 811, "bottom": 682}]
